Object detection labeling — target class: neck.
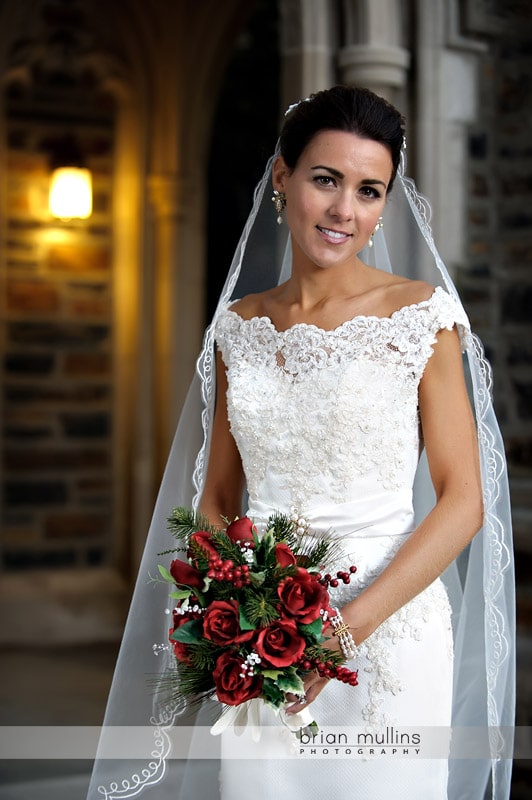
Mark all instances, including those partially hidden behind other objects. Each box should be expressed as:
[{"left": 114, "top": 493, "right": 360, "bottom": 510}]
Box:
[{"left": 283, "top": 256, "right": 367, "bottom": 311}]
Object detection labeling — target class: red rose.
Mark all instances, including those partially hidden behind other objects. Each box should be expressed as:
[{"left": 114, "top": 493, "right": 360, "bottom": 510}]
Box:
[
  {"left": 275, "top": 542, "right": 296, "bottom": 567},
  {"left": 169, "top": 608, "right": 200, "bottom": 664},
  {"left": 226, "top": 517, "right": 256, "bottom": 547},
  {"left": 203, "top": 600, "right": 252, "bottom": 645},
  {"left": 170, "top": 558, "right": 204, "bottom": 590},
  {"left": 277, "top": 567, "right": 329, "bottom": 624},
  {"left": 212, "top": 651, "right": 263, "bottom": 706},
  {"left": 255, "top": 619, "right": 306, "bottom": 668},
  {"left": 189, "top": 530, "right": 218, "bottom": 562}
]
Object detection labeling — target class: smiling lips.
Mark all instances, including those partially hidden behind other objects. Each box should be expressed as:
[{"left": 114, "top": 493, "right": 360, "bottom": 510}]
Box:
[{"left": 316, "top": 225, "right": 352, "bottom": 243}]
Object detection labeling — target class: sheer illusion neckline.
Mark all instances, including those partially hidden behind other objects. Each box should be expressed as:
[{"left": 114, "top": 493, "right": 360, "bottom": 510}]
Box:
[{"left": 225, "top": 287, "right": 444, "bottom": 335}]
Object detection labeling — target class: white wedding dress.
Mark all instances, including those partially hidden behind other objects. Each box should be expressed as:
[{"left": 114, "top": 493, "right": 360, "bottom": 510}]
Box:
[{"left": 214, "top": 287, "right": 469, "bottom": 800}]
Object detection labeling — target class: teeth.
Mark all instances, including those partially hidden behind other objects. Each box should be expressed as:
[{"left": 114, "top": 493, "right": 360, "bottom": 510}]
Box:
[{"left": 319, "top": 227, "right": 349, "bottom": 239}]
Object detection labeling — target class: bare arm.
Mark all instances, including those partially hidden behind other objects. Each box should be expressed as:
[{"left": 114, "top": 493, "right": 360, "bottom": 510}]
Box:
[
  {"left": 344, "top": 325, "right": 483, "bottom": 642},
  {"left": 199, "top": 350, "right": 245, "bottom": 528}
]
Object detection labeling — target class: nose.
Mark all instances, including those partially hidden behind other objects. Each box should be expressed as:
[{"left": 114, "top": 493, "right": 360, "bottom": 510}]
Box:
[{"left": 328, "top": 190, "right": 354, "bottom": 221}]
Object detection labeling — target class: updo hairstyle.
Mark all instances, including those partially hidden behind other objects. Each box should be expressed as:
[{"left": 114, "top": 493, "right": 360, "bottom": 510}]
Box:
[{"left": 279, "top": 85, "right": 405, "bottom": 193}]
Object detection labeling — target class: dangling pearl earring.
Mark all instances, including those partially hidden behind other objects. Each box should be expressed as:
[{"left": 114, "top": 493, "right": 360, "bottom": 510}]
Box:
[
  {"left": 368, "top": 216, "right": 384, "bottom": 248},
  {"left": 272, "top": 190, "right": 286, "bottom": 225}
]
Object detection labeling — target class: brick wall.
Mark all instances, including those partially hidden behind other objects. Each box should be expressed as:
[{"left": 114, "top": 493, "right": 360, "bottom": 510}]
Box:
[
  {"left": 459, "top": 3, "right": 532, "bottom": 740},
  {"left": 1, "top": 84, "right": 115, "bottom": 570}
]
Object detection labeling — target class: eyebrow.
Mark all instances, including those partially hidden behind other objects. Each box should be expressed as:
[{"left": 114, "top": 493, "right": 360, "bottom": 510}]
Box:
[{"left": 311, "top": 165, "right": 387, "bottom": 188}]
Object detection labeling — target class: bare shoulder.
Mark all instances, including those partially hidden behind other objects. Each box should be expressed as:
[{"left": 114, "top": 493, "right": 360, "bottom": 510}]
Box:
[
  {"left": 228, "top": 287, "right": 281, "bottom": 320},
  {"left": 381, "top": 277, "right": 436, "bottom": 315},
  {"left": 227, "top": 293, "right": 266, "bottom": 319}
]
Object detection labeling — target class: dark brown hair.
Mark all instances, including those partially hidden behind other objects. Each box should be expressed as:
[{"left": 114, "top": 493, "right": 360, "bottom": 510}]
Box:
[{"left": 280, "top": 86, "right": 405, "bottom": 193}]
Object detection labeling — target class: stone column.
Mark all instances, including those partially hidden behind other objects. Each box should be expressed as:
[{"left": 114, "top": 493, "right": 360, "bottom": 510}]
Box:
[
  {"left": 280, "top": 0, "right": 335, "bottom": 107},
  {"left": 415, "top": 0, "right": 485, "bottom": 274},
  {"left": 337, "top": 0, "right": 410, "bottom": 104},
  {"left": 147, "top": 172, "right": 186, "bottom": 476}
]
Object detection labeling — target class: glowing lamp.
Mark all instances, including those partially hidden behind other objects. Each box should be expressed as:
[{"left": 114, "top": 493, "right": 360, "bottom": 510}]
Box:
[{"left": 49, "top": 166, "right": 93, "bottom": 219}]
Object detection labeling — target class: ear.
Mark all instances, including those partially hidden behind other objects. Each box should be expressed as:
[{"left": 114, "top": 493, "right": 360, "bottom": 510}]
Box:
[{"left": 272, "top": 155, "right": 290, "bottom": 192}]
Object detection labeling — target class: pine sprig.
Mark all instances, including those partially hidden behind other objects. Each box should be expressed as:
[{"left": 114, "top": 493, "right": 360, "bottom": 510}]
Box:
[
  {"left": 243, "top": 589, "right": 280, "bottom": 627},
  {"left": 294, "top": 537, "right": 331, "bottom": 569},
  {"left": 167, "top": 507, "right": 217, "bottom": 545},
  {"left": 267, "top": 512, "right": 298, "bottom": 547},
  {"left": 210, "top": 531, "right": 248, "bottom": 563},
  {"left": 187, "top": 640, "right": 220, "bottom": 671},
  {"left": 303, "top": 643, "right": 345, "bottom": 669},
  {"left": 176, "top": 661, "right": 218, "bottom": 698},
  {"left": 151, "top": 665, "right": 216, "bottom": 705}
]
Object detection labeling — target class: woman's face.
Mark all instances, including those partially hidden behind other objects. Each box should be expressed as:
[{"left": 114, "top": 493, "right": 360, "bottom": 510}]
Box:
[{"left": 273, "top": 129, "right": 393, "bottom": 273}]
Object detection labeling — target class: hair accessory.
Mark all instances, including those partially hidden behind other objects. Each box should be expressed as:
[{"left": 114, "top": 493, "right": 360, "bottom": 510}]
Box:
[
  {"left": 272, "top": 189, "right": 286, "bottom": 224},
  {"left": 368, "top": 216, "right": 384, "bottom": 248},
  {"left": 284, "top": 96, "right": 312, "bottom": 116},
  {"left": 330, "top": 608, "right": 358, "bottom": 661}
]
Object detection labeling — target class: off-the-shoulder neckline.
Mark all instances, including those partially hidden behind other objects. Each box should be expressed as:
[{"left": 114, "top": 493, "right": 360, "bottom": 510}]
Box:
[{"left": 222, "top": 286, "right": 449, "bottom": 335}]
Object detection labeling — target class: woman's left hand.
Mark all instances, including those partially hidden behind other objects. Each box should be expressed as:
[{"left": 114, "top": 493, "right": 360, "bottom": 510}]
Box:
[{"left": 285, "top": 670, "right": 331, "bottom": 715}]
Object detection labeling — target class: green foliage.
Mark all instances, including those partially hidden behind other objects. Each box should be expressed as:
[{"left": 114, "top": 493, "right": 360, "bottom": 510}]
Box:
[
  {"left": 303, "top": 643, "right": 344, "bottom": 669},
  {"left": 170, "top": 619, "right": 203, "bottom": 644},
  {"left": 298, "top": 616, "right": 325, "bottom": 644},
  {"left": 262, "top": 677, "right": 285, "bottom": 708},
  {"left": 157, "top": 564, "right": 174, "bottom": 583},
  {"left": 210, "top": 531, "right": 247, "bottom": 563},
  {"left": 187, "top": 641, "right": 220, "bottom": 672},
  {"left": 268, "top": 512, "right": 297, "bottom": 546},
  {"left": 242, "top": 589, "right": 280, "bottom": 627},
  {"left": 174, "top": 662, "right": 217, "bottom": 699},
  {"left": 275, "top": 667, "right": 304, "bottom": 694},
  {"left": 167, "top": 507, "right": 217, "bottom": 545}
]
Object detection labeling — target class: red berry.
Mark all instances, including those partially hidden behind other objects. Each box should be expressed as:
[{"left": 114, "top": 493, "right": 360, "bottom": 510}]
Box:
[
  {"left": 330, "top": 579, "right": 339, "bottom": 588},
  {"left": 350, "top": 565, "right": 357, "bottom": 573}
]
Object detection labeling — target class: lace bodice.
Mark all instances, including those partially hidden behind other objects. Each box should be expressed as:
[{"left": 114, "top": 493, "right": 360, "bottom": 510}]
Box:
[{"left": 215, "top": 287, "right": 468, "bottom": 517}]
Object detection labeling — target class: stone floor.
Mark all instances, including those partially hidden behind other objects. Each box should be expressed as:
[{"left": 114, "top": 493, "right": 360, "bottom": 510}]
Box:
[
  {"left": 0, "top": 643, "right": 118, "bottom": 796},
  {"left": 0, "top": 640, "right": 531, "bottom": 798}
]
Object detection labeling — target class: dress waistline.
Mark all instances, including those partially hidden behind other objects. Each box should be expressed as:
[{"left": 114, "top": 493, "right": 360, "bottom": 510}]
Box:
[{"left": 247, "top": 497, "right": 415, "bottom": 540}]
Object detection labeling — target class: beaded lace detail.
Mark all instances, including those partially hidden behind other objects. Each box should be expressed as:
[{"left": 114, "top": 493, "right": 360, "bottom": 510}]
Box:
[
  {"left": 216, "top": 287, "right": 468, "bottom": 512},
  {"left": 329, "top": 537, "right": 453, "bottom": 729}
]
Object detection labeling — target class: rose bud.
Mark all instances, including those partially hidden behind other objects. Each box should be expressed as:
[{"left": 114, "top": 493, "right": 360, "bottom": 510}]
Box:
[
  {"left": 188, "top": 530, "right": 218, "bottom": 562},
  {"left": 169, "top": 558, "right": 204, "bottom": 590},
  {"left": 275, "top": 542, "right": 297, "bottom": 567},
  {"left": 226, "top": 517, "right": 256, "bottom": 547}
]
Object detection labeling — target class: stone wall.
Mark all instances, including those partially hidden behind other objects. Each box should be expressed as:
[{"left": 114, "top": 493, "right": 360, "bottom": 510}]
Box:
[
  {"left": 459, "top": 0, "right": 532, "bottom": 739},
  {"left": 1, "top": 83, "right": 115, "bottom": 570}
]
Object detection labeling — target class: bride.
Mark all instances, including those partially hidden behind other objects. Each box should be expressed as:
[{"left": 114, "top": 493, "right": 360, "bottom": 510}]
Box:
[{"left": 87, "top": 87, "right": 514, "bottom": 800}]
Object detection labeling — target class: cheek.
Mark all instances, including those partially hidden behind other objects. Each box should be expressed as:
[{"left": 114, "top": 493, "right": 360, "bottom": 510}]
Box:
[{"left": 359, "top": 205, "right": 385, "bottom": 231}]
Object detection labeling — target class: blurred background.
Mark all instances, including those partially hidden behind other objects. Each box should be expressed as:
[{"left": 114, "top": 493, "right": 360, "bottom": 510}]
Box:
[{"left": 0, "top": 0, "right": 530, "bottom": 797}]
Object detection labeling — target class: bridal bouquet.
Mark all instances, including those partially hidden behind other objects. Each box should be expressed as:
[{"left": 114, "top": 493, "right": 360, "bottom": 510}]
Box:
[{"left": 154, "top": 508, "right": 358, "bottom": 733}]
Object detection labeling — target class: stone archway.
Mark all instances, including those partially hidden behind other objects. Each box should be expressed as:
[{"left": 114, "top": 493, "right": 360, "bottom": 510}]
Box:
[{"left": 0, "top": 0, "right": 255, "bottom": 643}]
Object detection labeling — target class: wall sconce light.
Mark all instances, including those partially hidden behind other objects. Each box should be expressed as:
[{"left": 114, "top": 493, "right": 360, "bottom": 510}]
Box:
[{"left": 49, "top": 136, "right": 92, "bottom": 219}]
